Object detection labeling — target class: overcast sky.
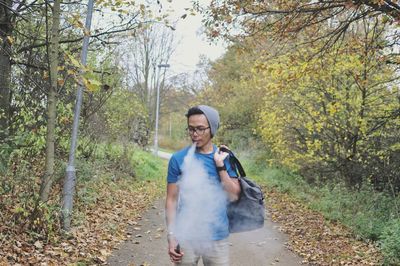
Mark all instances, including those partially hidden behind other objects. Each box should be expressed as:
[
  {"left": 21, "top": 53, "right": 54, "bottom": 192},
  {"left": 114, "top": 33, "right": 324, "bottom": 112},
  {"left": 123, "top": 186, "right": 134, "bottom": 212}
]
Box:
[
  {"left": 162, "top": 0, "right": 226, "bottom": 75},
  {"left": 93, "top": 1, "right": 225, "bottom": 76}
]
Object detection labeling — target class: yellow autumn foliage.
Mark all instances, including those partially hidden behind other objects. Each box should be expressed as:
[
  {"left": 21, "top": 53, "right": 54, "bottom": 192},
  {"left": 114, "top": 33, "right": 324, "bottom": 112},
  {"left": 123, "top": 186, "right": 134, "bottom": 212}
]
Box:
[{"left": 256, "top": 43, "right": 399, "bottom": 184}]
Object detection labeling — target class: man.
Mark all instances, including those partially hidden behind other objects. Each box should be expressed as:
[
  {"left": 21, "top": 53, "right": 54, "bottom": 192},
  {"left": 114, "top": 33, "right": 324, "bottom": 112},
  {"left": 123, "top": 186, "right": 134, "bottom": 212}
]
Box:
[{"left": 165, "top": 105, "right": 241, "bottom": 265}]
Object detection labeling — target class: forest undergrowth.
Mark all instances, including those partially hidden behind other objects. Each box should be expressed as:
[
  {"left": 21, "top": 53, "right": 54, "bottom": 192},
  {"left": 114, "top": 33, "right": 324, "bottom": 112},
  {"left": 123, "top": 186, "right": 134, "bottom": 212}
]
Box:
[{"left": 0, "top": 145, "right": 166, "bottom": 265}]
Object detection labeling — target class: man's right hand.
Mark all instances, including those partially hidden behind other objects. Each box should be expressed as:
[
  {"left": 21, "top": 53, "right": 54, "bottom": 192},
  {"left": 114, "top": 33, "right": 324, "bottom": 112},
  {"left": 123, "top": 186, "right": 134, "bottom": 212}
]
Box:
[{"left": 168, "top": 237, "right": 184, "bottom": 263}]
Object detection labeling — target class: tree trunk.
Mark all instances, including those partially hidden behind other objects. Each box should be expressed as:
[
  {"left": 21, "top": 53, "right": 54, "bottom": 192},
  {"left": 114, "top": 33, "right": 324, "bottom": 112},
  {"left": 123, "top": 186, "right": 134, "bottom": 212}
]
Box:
[
  {"left": 0, "top": 0, "right": 12, "bottom": 141},
  {"left": 40, "top": 0, "right": 61, "bottom": 202}
]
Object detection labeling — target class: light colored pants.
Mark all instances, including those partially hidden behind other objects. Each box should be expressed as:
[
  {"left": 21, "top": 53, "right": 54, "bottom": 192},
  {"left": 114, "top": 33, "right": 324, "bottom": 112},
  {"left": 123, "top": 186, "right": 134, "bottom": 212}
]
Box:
[{"left": 175, "top": 239, "right": 229, "bottom": 266}]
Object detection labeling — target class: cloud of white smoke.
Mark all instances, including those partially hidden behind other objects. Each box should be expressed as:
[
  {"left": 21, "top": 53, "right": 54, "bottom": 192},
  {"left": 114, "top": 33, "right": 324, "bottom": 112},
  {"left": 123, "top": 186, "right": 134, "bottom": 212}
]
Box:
[{"left": 175, "top": 144, "right": 228, "bottom": 251}]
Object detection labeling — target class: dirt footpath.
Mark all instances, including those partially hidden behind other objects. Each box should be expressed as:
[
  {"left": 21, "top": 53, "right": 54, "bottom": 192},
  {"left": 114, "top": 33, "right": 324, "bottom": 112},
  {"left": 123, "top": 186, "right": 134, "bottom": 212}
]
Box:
[{"left": 107, "top": 199, "right": 303, "bottom": 266}]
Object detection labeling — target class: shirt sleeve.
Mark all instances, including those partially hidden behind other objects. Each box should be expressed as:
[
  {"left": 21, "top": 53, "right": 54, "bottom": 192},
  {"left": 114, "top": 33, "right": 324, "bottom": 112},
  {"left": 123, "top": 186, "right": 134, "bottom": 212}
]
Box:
[{"left": 167, "top": 156, "right": 181, "bottom": 183}]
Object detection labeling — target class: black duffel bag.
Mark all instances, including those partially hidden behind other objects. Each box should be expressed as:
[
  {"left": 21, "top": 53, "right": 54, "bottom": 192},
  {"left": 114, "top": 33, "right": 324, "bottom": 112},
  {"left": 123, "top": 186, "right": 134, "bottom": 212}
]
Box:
[{"left": 222, "top": 148, "right": 265, "bottom": 233}]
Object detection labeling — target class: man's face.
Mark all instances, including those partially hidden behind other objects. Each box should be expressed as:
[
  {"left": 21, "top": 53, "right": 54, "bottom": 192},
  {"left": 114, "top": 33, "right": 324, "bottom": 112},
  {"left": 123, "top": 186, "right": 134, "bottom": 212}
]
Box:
[{"left": 187, "top": 114, "right": 212, "bottom": 148}]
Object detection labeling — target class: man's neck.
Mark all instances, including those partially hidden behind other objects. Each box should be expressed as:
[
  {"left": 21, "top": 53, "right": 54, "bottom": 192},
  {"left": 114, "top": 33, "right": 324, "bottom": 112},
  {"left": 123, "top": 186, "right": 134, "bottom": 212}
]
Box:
[{"left": 197, "top": 142, "right": 214, "bottom": 154}]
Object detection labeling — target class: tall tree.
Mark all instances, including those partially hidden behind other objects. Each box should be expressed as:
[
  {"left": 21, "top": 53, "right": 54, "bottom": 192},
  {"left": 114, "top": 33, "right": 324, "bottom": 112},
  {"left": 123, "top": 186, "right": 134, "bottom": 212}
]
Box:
[
  {"left": 199, "top": 0, "right": 400, "bottom": 60},
  {"left": 0, "top": 0, "right": 13, "bottom": 141},
  {"left": 257, "top": 24, "right": 399, "bottom": 187},
  {"left": 118, "top": 24, "right": 175, "bottom": 124},
  {"left": 40, "top": 0, "right": 61, "bottom": 202},
  {"left": 0, "top": 0, "right": 44, "bottom": 142}
]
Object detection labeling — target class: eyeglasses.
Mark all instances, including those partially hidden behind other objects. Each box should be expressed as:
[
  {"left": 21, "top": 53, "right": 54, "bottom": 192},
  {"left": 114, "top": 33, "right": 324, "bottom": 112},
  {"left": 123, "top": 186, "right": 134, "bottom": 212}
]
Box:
[{"left": 186, "top": 126, "right": 210, "bottom": 135}]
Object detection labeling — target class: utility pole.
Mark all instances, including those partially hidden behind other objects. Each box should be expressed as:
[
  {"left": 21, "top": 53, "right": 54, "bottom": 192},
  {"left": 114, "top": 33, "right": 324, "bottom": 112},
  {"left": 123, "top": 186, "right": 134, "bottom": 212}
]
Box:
[
  {"left": 153, "top": 63, "right": 169, "bottom": 155},
  {"left": 169, "top": 112, "right": 172, "bottom": 138},
  {"left": 61, "top": 0, "right": 94, "bottom": 231}
]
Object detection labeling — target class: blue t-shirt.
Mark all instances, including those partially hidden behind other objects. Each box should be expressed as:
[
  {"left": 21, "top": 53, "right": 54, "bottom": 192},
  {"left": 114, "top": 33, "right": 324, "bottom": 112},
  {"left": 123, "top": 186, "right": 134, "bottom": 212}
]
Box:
[{"left": 167, "top": 145, "right": 237, "bottom": 241}]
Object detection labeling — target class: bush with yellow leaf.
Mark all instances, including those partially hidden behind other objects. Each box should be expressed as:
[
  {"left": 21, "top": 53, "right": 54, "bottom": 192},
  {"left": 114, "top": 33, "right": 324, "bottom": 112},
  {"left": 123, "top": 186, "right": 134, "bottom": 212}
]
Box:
[{"left": 257, "top": 42, "right": 400, "bottom": 189}]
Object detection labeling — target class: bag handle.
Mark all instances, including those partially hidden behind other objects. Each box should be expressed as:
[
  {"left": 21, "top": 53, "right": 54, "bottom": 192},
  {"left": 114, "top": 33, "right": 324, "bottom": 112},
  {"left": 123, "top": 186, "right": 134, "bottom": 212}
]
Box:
[{"left": 219, "top": 147, "right": 246, "bottom": 178}]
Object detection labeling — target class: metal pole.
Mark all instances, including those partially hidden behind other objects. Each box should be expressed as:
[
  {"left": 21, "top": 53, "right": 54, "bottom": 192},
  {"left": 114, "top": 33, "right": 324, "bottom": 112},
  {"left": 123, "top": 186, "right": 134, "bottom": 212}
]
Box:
[
  {"left": 62, "top": 0, "right": 94, "bottom": 231},
  {"left": 169, "top": 112, "right": 172, "bottom": 138},
  {"left": 153, "top": 64, "right": 169, "bottom": 155},
  {"left": 153, "top": 77, "right": 161, "bottom": 155}
]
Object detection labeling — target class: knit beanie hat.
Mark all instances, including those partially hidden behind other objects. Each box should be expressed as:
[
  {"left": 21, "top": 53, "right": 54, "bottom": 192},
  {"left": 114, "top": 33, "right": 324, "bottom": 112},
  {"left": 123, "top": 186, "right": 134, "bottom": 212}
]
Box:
[{"left": 197, "top": 105, "right": 220, "bottom": 137}]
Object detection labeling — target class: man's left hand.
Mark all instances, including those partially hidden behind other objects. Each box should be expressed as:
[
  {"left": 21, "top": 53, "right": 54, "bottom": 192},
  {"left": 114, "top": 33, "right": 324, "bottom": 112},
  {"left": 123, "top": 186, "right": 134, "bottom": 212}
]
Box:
[{"left": 214, "top": 147, "right": 229, "bottom": 167}]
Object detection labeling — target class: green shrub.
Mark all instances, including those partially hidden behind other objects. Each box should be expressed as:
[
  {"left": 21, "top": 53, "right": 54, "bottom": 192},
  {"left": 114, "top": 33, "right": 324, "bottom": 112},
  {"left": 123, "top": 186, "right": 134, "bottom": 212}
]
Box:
[
  {"left": 380, "top": 219, "right": 400, "bottom": 265},
  {"left": 0, "top": 141, "right": 12, "bottom": 174},
  {"left": 216, "top": 128, "right": 258, "bottom": 152},
  {"left": 158, "top": 135, "right": 189, "bottom": 151},
  {"left": 129, "top": 148, "right": 164, "bottom": 181},
  {"left": 240, "top": 150, "right": 399, "bottom": 263},
  {"left": 93, "top": 143, "right": 164, "bottom": 181}
]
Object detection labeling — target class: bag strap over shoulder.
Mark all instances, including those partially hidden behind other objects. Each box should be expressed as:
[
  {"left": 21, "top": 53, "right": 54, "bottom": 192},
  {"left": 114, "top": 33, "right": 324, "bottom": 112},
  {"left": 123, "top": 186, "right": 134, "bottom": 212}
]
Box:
[{"left": 220, "top": 147, "right": 246, "bottom": 178}]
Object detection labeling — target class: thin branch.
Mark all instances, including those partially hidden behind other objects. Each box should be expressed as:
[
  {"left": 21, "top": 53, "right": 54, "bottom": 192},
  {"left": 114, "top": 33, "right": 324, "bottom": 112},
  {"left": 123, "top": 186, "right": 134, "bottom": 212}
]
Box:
[{"left": 17, "top": 16, "right": 144, "bottom": 53}]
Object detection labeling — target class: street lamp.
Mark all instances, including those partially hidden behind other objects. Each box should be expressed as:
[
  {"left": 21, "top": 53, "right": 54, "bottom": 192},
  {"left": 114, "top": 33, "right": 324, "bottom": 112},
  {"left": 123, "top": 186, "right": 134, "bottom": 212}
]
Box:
[
  {"left": 154, "top": 63, "right": 170, "bottom": 155},
  {"left": 62, "top": 0, "right": 94, "bottom": 231}
]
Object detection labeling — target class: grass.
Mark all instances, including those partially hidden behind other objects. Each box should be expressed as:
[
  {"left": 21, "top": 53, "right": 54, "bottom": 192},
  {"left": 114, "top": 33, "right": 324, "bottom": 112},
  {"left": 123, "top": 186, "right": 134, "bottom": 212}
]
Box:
[
  {"left": 0, "top": 141, "right": 168, "bottom": 265},
  {"left": 157, "top": 147, "right": 176, "bottom": 154},
  {"left": 237, "top": 150, "right": 400, "bottom": 265}
]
